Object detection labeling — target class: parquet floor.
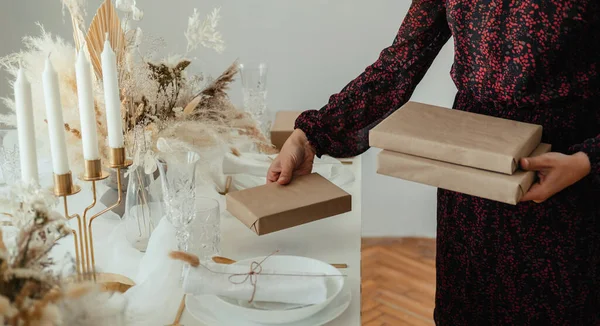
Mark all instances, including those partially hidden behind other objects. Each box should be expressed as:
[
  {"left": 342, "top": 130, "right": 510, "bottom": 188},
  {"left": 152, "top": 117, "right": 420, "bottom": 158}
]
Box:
[{"left": 361, "top": 237, "right": 436, "bottom": 326}]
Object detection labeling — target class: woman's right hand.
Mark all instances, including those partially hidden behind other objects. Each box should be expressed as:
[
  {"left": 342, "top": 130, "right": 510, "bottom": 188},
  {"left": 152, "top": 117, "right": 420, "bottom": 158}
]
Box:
[{"left": 267, "top": 129, "right": 316, "bottom": 185}]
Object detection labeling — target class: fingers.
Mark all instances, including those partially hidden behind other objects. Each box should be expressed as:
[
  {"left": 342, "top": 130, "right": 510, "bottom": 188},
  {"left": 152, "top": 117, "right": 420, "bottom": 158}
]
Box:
[
  {"left": 266, "top": 160, "right": 281, "bottom": 183},
  {"left": 520, "top": 174, "right": 561, "bottom": 203},
  {"left": 520, "top": 183, "right": 551, "bottom": 203},
  {"left": 277, "top": 158, "right": 296, "bottom": 185},
  {"left": 520, "top": 154, "right": 553, "bottom": 171}
]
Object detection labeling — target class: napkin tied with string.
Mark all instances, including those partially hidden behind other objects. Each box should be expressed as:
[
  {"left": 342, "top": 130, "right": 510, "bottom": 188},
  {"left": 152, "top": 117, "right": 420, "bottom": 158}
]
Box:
[{"left": 182, "top": 262, "right": 328, "bottom": 306}]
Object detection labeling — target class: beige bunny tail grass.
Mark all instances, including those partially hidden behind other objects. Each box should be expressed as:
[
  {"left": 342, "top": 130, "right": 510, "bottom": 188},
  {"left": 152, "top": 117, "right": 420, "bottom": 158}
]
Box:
[
  {"left": 169, "top": 251, "right": 200, "bottom": 267},
  {"left": 230, "top": 147, "right": 241, "bottom": 157}
]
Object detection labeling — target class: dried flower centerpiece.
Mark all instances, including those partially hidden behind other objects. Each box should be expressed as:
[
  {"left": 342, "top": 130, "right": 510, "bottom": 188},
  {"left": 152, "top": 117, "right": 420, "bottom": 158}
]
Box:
[
  {"left": 0, "top": 184, "right": 126, "bottom": 325},
  {"left": 0, "top": 0, "right": 276, "bottom": 183}
]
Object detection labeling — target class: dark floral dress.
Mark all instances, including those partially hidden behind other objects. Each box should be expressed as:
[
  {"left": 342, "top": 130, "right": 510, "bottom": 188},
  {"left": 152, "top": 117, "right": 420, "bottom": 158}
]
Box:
[{"left": 295, "top": 1, "right": 600, "bottom": 325}]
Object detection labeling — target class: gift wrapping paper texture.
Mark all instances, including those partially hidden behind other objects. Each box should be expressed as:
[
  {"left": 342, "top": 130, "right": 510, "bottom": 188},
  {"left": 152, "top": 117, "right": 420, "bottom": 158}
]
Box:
[
  {"left": 377, "top": 143, "right": 551, "bottom": 205},
  {"left": 225, "top": 173, "right": 352, "bottom": 235},
  {"left": 270, "top": 111, "right": 303, "bottom": 150},
  {"left": 369, "top": 102, "right": 543, "bottom": 175},
  {"left": 370, "top": 101, "right": 550, "bottom": 205}
]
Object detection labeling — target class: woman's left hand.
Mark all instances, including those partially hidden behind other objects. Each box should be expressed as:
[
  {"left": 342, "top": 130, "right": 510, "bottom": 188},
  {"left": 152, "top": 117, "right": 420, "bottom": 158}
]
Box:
[{"left": 520, "top": 152, "right": 591, "bottom": 203}]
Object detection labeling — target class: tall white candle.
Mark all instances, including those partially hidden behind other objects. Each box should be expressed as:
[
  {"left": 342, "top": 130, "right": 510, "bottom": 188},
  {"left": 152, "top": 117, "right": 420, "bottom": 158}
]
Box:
[
  {"left": 75, "top": 46, "right": 100, "bottom": 160},
  {"left": 42, "top": 57, "right": 70, "bottom": 175},
  {"left": 101, "top": 35, "right": 125, "bottom": 148},
  {"left": 14, "top": 68, "right": 39, "bottom": 184}
]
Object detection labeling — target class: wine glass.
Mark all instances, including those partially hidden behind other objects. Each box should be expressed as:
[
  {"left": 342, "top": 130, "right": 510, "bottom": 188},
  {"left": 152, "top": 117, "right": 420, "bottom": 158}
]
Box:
[
  {"left": 190, "top": 197, "right": 221, "bottom": 262},
  {"left": 155, "top": 151, "right": 200, "bottom": 279},
  {"left": 239, "top": 62, "right": 270, "bottom": 139},
  {"left": 0, "top": 129, "right": 21, "bottom": 186}
]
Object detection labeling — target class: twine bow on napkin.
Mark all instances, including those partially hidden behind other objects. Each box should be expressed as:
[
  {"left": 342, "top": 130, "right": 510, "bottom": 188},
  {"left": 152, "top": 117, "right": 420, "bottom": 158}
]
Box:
[
  {"left": 227, "top": 255, "right": 268, "bottom": 303},
  {"left": 169, "top": 251, "right": 345, "bottom": 304}
]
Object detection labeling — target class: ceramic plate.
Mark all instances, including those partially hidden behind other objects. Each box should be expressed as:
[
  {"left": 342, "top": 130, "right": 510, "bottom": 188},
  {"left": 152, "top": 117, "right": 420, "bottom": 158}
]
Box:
[
  {"left": 213, "top": 255, "right": 344, "bottom": 324},
  {"left": 186, "top": 283, "right": 352, "bottom": 326}
]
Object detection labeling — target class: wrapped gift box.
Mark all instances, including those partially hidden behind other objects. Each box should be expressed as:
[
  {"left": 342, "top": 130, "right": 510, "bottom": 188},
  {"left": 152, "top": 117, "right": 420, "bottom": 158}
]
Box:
[
  {"left": 225, "top": 173, "right": 352, "bottom": 235},
  {"left": 377, "top": 143, "right": 551, "bottom": 205},
  {"left": 270, "top": 111, "right": 303, "bottom": 150},
  {"left": 369, "top": 102, "right": 543, "bottom": 175}
]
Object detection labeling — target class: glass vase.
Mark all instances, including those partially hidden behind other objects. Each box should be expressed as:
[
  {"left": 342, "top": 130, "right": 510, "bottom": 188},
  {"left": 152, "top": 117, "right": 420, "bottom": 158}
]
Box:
[
  {"left": 123, "top": 128, "right": 162, "bottom": 252},
  {"left": 124, "top": 165, "right": 162, "bottom": 252}
]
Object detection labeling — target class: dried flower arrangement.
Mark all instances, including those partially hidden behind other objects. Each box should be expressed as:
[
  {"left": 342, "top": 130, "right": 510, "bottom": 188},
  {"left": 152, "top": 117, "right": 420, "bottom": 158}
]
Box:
[
  {"left": 0, "top": 184, "right": 125, "bottom": 325},
  {"left": 0, "top": 184, "right": 128, "bottom": 325},
  {"left": 0, "top": 0, "right": 276, "bottom": 182}
]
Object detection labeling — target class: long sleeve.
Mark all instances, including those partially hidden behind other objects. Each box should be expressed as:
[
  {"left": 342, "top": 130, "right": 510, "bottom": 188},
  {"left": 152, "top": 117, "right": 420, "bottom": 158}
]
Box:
[
  {"left": 571, "top": 136, "right": 600, "bottom": 184},
  {"left": 295, "top": 0, "right": 451, "bottom": 158}
]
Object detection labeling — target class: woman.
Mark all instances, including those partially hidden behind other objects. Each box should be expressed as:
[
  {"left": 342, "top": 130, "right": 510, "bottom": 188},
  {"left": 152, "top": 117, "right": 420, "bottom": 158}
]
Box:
[{"left": 267, "top": 1, "right": 599, "bottom": 325}]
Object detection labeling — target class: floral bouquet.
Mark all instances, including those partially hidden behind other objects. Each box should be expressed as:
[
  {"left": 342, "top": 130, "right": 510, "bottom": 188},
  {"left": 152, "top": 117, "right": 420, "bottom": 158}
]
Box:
[
  {"left": 0, "top": 185, "right": 126, "bottom": 325},
  {"left": 0, "top": 0, "right": 276, "bottom": 184}
]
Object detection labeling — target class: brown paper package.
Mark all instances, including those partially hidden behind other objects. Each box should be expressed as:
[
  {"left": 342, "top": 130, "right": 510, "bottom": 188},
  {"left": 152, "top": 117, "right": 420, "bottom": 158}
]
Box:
[
  {"left": 270, "top": 111, "right": 303, "bottom": 150},
  {"left": 225, "top": 173, "right": 352, "bottom": 235},
  {"left": 376, "top": 143, "right": 551, "bottom": 205},
  {"left": 369, "top": 102, "right": 543, "bottom": 175}
]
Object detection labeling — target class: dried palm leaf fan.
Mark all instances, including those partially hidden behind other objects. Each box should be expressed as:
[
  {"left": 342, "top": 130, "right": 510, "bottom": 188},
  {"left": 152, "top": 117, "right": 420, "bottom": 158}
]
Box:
[{"left": 84, "top": 0, "right": 126, "bottom": 81}]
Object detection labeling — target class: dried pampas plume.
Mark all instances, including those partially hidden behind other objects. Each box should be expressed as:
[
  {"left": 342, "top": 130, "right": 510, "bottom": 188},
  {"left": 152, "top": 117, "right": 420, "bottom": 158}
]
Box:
[
  {"left": 61, "top": 0, "right": 87, "bottom": 50},
  {"left": 183, "top": 60, "right": 238, "bottom": 116}
]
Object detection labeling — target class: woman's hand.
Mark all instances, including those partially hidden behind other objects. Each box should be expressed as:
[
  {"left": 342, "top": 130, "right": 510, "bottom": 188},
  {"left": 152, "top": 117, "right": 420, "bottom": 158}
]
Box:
[
  {"left": 520, "top": 152, "right": 591, "bottom": 203},
  {"left": 267, "top": 129, "right": 316, "bottom": 185}
]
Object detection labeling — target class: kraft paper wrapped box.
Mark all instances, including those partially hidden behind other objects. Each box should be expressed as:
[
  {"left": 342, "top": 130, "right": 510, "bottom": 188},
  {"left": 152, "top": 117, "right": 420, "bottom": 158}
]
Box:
[
  {"left": 270, "top": 111, "right": 303, "bottom": 150},
  {"left": 225, "top": 173, "right": 352, "bottom": 235},
  {"left": 369, "top": 102, "right": 543, "bottom": 174},
  {"left": 377, "top": 143, "right": 551, "bottom": 205}
]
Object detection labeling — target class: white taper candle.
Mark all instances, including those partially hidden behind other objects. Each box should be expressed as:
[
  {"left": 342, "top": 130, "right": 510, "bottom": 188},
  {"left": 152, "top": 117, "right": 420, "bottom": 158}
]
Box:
[
  {"left": 75, "top": 46, "right": 100, "bottom": 160},
  {"left": 101, "top": 34, "right": 125, "bottom": 148},
  {"left": 14, "top": 68, "right": 39, "bottom": 184},
  {"left": 42, "top": 56, "right": 70, "bottom": 175}
]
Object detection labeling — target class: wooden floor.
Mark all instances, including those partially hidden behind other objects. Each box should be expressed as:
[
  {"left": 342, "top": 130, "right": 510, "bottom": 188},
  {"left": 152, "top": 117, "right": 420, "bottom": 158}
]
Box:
[{"left": 361, "top": 238, "right": 436, "bottom": 326}]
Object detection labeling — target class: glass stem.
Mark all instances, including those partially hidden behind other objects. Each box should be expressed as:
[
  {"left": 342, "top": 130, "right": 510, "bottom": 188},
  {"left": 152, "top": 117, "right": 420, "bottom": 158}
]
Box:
[
  {"left": 176, "top": 227, "right": 191, "bottom": 283},
  {"left": 176, "top": 227, "right": 190, "bottom": 252}
]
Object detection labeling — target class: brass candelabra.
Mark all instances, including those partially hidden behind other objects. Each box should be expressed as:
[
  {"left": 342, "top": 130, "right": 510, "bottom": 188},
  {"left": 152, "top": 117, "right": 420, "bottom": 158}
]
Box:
[{"left": 54, "top": 147, "right": 134, "bottom": 293}]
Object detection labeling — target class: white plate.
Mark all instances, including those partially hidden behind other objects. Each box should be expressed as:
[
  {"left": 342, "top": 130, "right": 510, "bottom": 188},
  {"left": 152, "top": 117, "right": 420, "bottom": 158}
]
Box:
[
  {"left": 186, "top": 284, "right": 352, "bottom": 326},
  {"left": 213, "top": 255, "right": 344, "bottom": 324}
]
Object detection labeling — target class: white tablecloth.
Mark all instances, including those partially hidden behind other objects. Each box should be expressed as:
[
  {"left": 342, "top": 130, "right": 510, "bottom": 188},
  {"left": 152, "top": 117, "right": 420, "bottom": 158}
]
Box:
[{"left": 7, "top": 157, "right": 362, "bottom": 326}]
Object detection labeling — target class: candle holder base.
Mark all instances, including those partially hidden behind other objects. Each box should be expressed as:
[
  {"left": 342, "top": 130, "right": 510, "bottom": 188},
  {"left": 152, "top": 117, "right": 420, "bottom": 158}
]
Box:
[
  {"left": 79, "top": 171, "right": 110, "bottom": 182},
  {"left": 107, "top": 159, "right": 133, "bottom": 169}
]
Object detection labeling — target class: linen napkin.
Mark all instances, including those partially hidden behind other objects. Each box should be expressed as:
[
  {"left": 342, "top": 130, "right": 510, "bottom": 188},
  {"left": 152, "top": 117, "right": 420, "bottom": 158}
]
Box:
[
  {"left": 124, "top": 217, "right": 184, "bottom": 326},
  {"left": 183, "top": 261, "right": 328, "bottom": 305}
]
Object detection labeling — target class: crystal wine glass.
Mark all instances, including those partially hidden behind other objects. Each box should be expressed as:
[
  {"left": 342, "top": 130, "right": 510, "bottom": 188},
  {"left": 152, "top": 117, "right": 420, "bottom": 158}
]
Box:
[
  {"left": 155, "top": 151, "right": 200, "bottom": 278},
  {"left": 239, "top": 62, "right": 270, "bottom": 138},
  {"left": 190, "top": 197, "right": 221, "bottom": 261},
  {"left": 0, "top": 129, "right": 21, "bottom": 186}
]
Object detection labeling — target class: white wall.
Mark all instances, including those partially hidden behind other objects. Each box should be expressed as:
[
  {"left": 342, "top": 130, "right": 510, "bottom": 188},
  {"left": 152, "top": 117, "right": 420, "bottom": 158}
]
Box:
[{"left": 0, "top": 0, "right": 457, "bottom": 237}]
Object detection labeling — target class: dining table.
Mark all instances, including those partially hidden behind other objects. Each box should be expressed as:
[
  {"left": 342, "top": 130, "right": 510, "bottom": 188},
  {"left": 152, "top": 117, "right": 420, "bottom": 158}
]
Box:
[{"left": 1, "top": 155, "right": 362, "bottom": 326}]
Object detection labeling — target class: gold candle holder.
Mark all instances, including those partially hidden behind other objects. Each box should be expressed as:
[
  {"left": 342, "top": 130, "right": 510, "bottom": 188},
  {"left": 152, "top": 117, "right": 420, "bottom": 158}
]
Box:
[
  {"left": 53, "top": 172, "right": 81, "bottom": 197},
  {"left": 108, "top": 147, "right": 133, "bottom": 168},
  {"left": 55, "top": 154, "right": 134, "bottom": 293}
]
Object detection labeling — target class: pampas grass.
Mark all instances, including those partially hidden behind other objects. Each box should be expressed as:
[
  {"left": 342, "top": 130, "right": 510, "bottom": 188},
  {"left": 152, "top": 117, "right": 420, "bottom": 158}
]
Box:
[
  {"left": 1, "top": 0, "right": 276, "bottom": 181},
  {"left": 0, "top": 184, "right": 125, "bottom": 326}
]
